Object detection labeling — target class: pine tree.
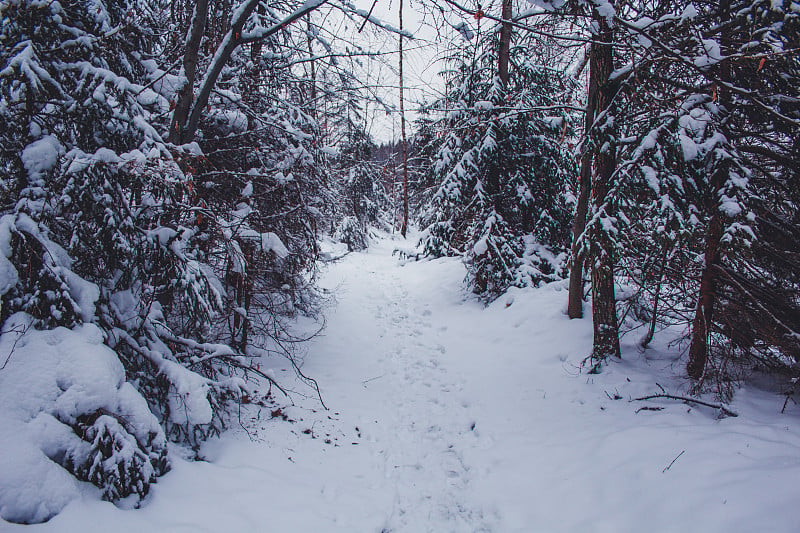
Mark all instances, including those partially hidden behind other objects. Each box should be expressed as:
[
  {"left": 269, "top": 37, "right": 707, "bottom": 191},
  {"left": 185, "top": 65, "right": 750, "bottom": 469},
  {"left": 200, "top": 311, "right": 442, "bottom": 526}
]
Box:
[{"left": 420, "top": 22, "right": 577, "bottom": 298}]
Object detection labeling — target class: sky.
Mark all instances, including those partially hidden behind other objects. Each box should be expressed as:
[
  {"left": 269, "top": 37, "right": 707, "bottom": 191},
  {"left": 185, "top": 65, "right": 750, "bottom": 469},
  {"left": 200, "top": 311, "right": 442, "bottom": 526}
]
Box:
[{"left": 355, "top": 0, "right": 467, "bottom": 141}]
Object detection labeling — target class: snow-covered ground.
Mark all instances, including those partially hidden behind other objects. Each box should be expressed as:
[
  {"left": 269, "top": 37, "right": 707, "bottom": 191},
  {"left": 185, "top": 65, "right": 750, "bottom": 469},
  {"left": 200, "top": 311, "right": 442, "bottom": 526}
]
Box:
[{"left": 4, "top": 233, "right": 800, "bottom": 532}]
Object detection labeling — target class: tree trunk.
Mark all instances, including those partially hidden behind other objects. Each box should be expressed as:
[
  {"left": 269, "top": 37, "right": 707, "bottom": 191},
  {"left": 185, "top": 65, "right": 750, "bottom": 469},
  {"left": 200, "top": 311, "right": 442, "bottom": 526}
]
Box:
[
  {"left": 169, "top": 0, "right": 209, "bottom": 144},
  {"left": 588, "top": 6, "right": 621, "bottom": 361},
  {"left": 567, "top": 152, "right": 591, "bottom": 319},
  {"left": 686, "top": 0, "right": 732, "bottom": 380},
  {"left": 640, "top": 244, "right": 669, "bottom": 349},
  {"left": 566, "top": 61, "right": 597, "bottom": 319},
  {"left": 687, "top": 215, "right": 723, "bottom": 379},
  {"left": 399, "top": 0, "right": 409, "bottom": 237},
  {"left": 306, "top": 15, "right": 317, "bottom": 120},
  {"left": 498, "top": 0, "right": 512, "bottom": 86}
]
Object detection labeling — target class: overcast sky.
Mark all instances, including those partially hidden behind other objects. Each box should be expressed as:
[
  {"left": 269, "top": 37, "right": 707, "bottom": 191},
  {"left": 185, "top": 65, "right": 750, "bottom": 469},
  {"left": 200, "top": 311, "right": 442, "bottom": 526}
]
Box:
[{"left": 358, "top": 0, "right": 463, "bottom": 142}]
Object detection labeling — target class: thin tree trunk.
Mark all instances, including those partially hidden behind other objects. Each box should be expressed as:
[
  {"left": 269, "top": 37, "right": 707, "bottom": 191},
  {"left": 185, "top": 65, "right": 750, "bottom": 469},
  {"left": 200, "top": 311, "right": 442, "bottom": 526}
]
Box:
[
  {"left": 399, "top": 0, "right": 409, "bottom": 238},
  {"left": 245, "top": 2, "right": 266, "bottom": 131},
  {"left": 498, "top": 0, "right": 512, "bottom": 86},
  {"left": 307, "top": 15, "right": 317, "bottom": 120},
  {"left": 640, "top": 244, "right": 669, "bottom": 349},
  {"left": 687, "top": 215, "right": 723, "bottom": 378},
  {"left": 169, "top": 0, "right": 209, "bottom": 144},
  {"left": 588, "top": 6, "right": 621, "bottom": 361},
  {"left": 686, "top": 0, "right": 732, "bottom": 380},
  {"left": 567, "top": 84, "right": 596, "bottom": 319}
]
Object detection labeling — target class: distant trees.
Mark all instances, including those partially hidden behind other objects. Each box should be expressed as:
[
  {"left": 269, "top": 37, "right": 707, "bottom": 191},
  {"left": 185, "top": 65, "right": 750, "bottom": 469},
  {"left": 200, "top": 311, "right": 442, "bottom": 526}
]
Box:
[{"left": 418, "top": 14, "right": 578, "bottom": 298}]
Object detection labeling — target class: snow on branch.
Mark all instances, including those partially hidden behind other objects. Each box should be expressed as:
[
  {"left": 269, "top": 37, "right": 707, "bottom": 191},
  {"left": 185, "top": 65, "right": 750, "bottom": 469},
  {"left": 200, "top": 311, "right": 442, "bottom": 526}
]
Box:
[{"left": 336, "top": 1, "right": 414, "bottom": 39}]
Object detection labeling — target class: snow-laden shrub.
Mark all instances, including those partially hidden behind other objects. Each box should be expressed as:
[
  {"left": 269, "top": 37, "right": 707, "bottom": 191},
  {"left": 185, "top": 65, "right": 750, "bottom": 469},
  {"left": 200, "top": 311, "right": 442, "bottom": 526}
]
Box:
[
  {"left": 0, "top": 315, "right": 169, "bottom": 523},
  {"left": 71, "top": 412, "right": 167, "bottom": 503},
  {"left": 335, "top": 216, "right": 369, "bottom": 252},
  {"left": 0, "top": 0, "right": 245, "bottom": 517}
]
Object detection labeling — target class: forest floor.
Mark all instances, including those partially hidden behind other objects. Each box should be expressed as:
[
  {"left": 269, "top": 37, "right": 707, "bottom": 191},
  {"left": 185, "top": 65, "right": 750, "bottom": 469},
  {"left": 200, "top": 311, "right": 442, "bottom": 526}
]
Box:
[{"left": 7, "top": 231, "right": 800, "bottom": 532}]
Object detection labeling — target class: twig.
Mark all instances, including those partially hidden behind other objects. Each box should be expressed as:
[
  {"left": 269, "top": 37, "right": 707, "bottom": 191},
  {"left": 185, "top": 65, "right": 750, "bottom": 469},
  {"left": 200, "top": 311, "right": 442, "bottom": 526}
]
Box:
[
  {"left": 362, "top": 374, "right": 385, "bottom": 386},
  {"left": 662, "top": 450, "right": 685, "bottom": 473},
  {"left": 358, "top": 0, "right": 379, "bottom": 32},
  {"left": 0, "top": 322, "right": 31, "bottom": 371},
  {"left": 781, "top": 391, "right": 795, "bottom": 414},
  {"left": 635, "top": 406, "right": 664, "bottom": 413},
  {"left": 319, "top": 251, "right": 351, "bottom": 263},
  {"left": 225, "top": 358, "right": 291, "bottom": 400},
  {"left": 631, "top": 393, "right": 738, "bottom": 417}
]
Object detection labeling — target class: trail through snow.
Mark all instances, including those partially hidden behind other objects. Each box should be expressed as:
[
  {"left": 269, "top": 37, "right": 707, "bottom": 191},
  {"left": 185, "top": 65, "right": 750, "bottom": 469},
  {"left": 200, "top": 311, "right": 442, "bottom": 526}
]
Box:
[
  {"left": 6, "top": 233, "right": 800, "bottom": 532},
  {"left": 320, "top": 242, "right": 494, "bottom": 531}
]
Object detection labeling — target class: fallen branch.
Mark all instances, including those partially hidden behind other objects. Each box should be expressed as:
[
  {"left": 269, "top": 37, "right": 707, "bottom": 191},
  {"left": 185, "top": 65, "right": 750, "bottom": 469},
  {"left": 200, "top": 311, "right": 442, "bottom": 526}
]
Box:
[
  {"left": 662, "top": 450, "right": 685, "bottom": 473},
  {"left": 635, "top": 406, "right": 664, "bottom": 413},
  {"left": 631, "top": 393, "right": 738, "bottom": 418},
  {"left": 319, "top": 251, "right": 351, "bottom": 263}
]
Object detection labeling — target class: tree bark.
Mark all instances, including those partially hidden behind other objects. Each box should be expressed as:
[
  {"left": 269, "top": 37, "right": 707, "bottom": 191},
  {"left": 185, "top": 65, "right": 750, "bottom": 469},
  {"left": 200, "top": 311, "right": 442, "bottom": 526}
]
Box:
[
  {"left": 588, "top": 6, "right": 621, "bottom": 361},
  {"left": 498, "top": 0, "right": 512, "bottom": 86},
  {"left": 399, "top": 0, "right": 409, "bottom": 237},
  {"left": 306, "top": 15, "right": 318, "bottom": 120},
  {"left": 566, "top": 57, "right": 597, "bottom": 319},
  {"left": 687, "top": 214, "right": 723, "bottom": 379}
]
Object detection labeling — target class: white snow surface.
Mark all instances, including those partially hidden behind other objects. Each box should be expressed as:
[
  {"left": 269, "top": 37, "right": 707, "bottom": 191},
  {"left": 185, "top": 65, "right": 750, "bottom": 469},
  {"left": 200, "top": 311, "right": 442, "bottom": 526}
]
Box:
[{"left": 3, "top": 232, "right": 800, "bottom": 531}]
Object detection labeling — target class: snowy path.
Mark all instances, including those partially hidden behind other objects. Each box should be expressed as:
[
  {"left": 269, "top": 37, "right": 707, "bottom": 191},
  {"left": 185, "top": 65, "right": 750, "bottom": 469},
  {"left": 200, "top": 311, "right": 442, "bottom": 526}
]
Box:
[
  {"left": 8, "top": 233, "right": 800, "bottom": 532},
  {"left": 307, "top": 240, "right": 495, "bottom": 532}
]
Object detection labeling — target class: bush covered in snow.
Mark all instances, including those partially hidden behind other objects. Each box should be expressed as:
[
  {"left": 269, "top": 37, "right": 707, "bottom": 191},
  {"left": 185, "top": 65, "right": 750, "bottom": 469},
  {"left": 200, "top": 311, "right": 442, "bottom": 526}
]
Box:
[
  {"left": 335, "top": 216, "right": 369, "bottom": 252},
  {"left": 0, "top": 315, "right": 168, "bottom": 523}
]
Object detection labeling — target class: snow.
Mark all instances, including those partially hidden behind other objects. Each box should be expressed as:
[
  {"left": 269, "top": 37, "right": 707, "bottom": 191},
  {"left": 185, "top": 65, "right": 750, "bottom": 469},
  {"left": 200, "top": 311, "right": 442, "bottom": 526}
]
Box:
[
  {"left": 526, "top": 0, "right": 566, "bottom": 12},
  {"left": 694, "top": 39, "right": 724, "bottom": 69},
  {"left": 680, "top": 4, "right": 698, "bottom": 21},
  {"left": 0, "top": 216, "right": 19, "bottom": 297},
  {"left": 3, "top": 233, "right": 800, "bottom": 530},
  {"left": 21, "top": 135, "right": 64, "bottom": 183},
  {"left": 679, "top": 132, "right": 699, "bottom": 161},
  {"left": 452, "top": 21, "right": 474, "bottom": 42},
  {"left": 0, "top": 315, "right": 166, "bottom": 524},
  {"left": 260, "top": 232, "right": 290, "bottom": 258},
  {"left": 592, "top": 0, "right": 617, "bottom": 24},
  {"left": 641, "top": 165, "right": 660, "bottom": 194}
]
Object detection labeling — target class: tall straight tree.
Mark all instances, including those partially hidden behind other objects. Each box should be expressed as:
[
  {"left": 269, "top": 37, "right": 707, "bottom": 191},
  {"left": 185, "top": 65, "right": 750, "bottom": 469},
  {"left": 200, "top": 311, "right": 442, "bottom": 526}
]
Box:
[
  {"left": 586, "top": 3, "right": 621, "bottom": 361},
  {"left": 567, "top": 49, "right": 594, "bottom": 320},
  {"left": 399, "top": 0, "right": 410, "bottom": 237},
  {"left": 685, "top": 0, "right": 733, "bottom": 380}
]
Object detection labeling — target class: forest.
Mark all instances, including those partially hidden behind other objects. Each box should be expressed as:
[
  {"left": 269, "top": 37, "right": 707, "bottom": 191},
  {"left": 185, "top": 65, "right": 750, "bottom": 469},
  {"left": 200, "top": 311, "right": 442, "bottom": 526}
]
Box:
[{"left": 0, "top": 0, "right": 798, "bottom": 526}]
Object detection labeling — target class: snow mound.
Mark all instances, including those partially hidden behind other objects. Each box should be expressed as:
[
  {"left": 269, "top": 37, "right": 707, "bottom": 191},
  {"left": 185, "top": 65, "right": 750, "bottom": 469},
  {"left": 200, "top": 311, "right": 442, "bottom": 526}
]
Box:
[
  {"left": 21, "top": 135, "right": 63, "bottom": 183},
  {"left": 0, "top": 314, "right": 168, "bottom": 524}
]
